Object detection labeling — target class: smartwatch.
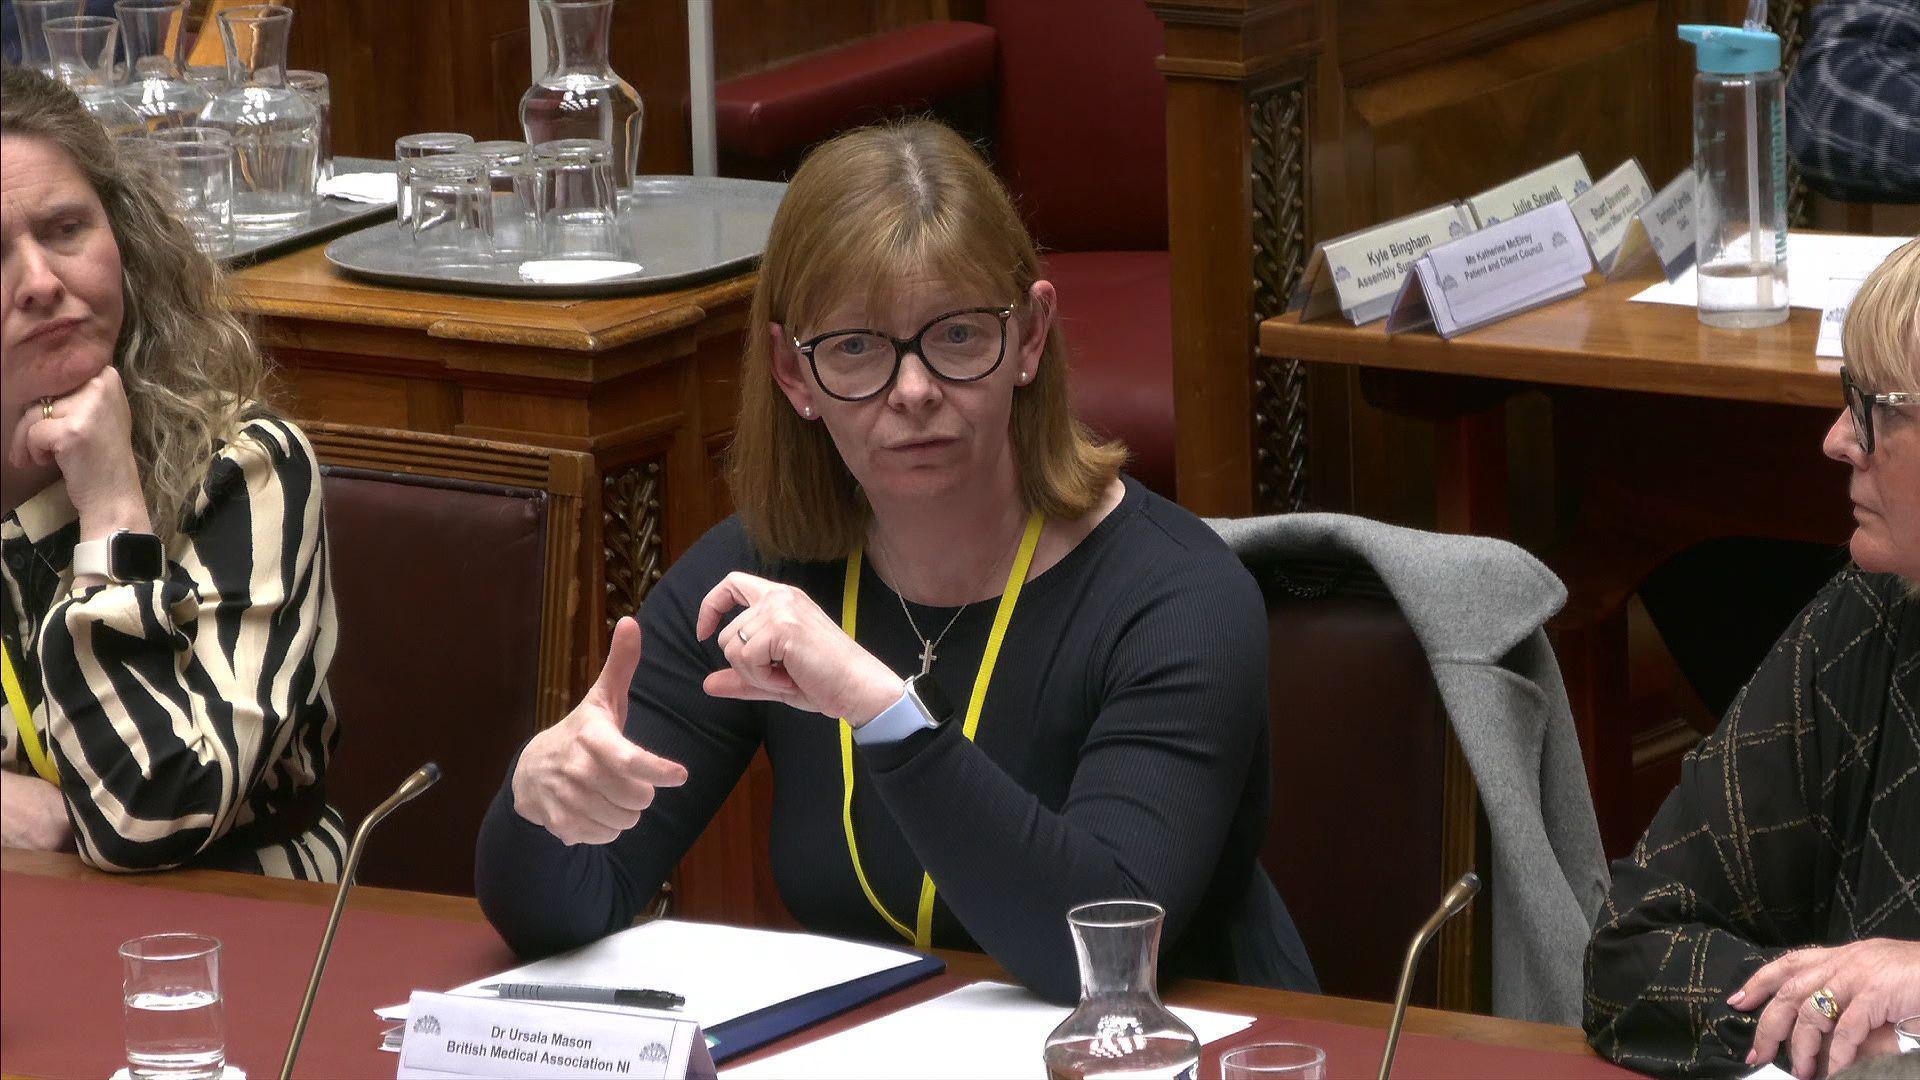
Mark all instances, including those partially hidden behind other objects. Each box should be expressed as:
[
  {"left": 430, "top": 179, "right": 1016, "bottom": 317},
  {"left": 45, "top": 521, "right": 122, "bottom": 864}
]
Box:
[
  {"left": 72, "top": 529, "right": 165, "bottom": 583},
  {"left": 853, "top": 673, "right": 954, "bottom": 745}
]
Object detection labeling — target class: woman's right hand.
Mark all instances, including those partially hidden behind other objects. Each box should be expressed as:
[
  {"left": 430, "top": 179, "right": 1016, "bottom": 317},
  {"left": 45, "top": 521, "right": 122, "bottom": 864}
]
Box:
[{"left": 511, "top": 617, "right": 688, "bottom": 845}]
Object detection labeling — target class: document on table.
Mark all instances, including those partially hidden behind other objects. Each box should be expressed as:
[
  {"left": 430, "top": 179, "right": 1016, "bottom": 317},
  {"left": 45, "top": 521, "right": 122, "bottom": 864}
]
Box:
[
  {"left": 720, "top": 981, "right": 1256, "bottom": 1080},
  {"left": 376, "top": 919, "right": 930, "bottom": 1030},
  {"left": 1629, "top": 233, "right": 1908, "bottom": 310}
]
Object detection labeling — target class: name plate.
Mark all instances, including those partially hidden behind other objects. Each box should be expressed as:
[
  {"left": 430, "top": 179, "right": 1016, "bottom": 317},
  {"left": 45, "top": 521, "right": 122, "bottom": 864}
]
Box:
[
  {"left": 1607, "top": 170, "right": 1697, "bottom": 281},
  {"left": 1569, "top": 158, "right": 1655, "bottom": 271},
  {"left": 1385, "top": 200, "right": 1593, "bottom": 338},
  {"left": 397, "top": 991, "right": 717, "bottom": 1079},
  {"left": 1464, "top": 153, "right": 1592, "bottom": 227},
  {"left": 1292, "top": 203, "right": 1478, "bottom": 325},
  {"left": 1816, "top": 274, "right": 1868, "bottom": 360}
]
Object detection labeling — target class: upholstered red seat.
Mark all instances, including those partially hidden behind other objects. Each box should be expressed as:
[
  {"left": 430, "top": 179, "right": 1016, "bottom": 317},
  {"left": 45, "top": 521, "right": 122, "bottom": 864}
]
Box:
[{"left": 1043, "top": 250, "right": 1173, "bottom": 496}]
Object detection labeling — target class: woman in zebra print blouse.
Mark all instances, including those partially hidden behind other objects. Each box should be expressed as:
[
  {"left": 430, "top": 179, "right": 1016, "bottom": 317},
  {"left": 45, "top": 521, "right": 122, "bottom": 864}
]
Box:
[{"left": 0, "top": 69, "right": 344, "bottom": 881}]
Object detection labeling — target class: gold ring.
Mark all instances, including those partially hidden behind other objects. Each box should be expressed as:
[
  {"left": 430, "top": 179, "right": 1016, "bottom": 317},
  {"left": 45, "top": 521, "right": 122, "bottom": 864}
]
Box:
[
  {"left": 39, "top": 397, "right": 55, "bottom": 420},
  {"left": 1810, "top": 987, "right": 1840, "bottom": 1023}
]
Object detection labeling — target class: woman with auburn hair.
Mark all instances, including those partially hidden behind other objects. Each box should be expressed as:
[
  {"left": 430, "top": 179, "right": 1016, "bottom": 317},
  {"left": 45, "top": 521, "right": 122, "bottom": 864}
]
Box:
[
  {"left": 2, "top": 69, "right": 342, "bottom": 879},
  {"left": 478, "top": 119, "right": 1318, "bottom": 999},
  {"left": 1585, "top": 235, "right": 1920, "bottom": 1080}
]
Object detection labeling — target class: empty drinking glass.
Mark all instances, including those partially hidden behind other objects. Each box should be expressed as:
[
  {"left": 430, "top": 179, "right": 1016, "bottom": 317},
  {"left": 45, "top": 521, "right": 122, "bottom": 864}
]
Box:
[
  {"left": 285, "top": 70, "right": 331, "bottom": 185},
  {"left": 14, "top": 0, "right": 83, "bottom": 78},
  {"left": 407, "top": 154, "right": 491, "bottom": 263},
  {"left": 394, "top": 131, "right": 476, "bottom": 226},
  {"left": 45, "top": 15, "right": 146, "bottom": 138},
  {"left": 115, "top": 0, "right": 209, "bottom": 132},
  {"left": 533, "top": 137, "right": 619, "bottom": 258},
  {"left": 152, "top": 128, "right": 235, "bottom": 256},
  {"left": 1221, "top": 1043, "right": 1328, "bottom": 1080},
  {"left": 1897, "top": 1014, "right": 1919, "bottom": 1054},
  {"left": 121, "top": 933, "right": 225, "bottom": 1080},
  {"left": 468, "top": 139, "right": 539, "bottom": 259}
]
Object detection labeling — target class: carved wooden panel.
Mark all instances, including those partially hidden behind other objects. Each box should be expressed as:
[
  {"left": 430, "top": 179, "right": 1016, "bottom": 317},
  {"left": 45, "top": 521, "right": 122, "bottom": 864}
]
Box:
[
  {"left": 1250, "top": 79, "right": 1312, "bottom": 514},
  {"left": 603, "top": 458, "right": 665, "bottom": 634},
  {"left": 1770, "top": 0, "right": 1815, "bottom": 227}
]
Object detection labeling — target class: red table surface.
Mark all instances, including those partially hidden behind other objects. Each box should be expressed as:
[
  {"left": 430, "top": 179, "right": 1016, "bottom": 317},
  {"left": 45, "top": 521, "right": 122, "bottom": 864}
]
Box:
[{"left": 0, "top": 869, "right": 1640, "bottom": 1079}]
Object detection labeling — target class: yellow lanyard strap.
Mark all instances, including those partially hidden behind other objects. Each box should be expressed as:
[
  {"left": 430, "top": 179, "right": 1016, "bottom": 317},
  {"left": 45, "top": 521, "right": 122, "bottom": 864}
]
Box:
[
  {"left": 838, "top": 510, "right": 1044, "bottom": 949},
  {"left": 2, "top": 639, "right": 60, "bottom": 785}
]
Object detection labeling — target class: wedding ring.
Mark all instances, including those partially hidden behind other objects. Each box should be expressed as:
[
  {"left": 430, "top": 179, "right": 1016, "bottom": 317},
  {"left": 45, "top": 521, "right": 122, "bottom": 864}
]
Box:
[
  {"left": 1810, "top": 986, "right": 1840, "bottom": 1023},
  {"left": 39, "top": 398, "right": 55, "bottom": 420},
  {"left": 737, "top": 626, "right": 751, "bottom": 645}
]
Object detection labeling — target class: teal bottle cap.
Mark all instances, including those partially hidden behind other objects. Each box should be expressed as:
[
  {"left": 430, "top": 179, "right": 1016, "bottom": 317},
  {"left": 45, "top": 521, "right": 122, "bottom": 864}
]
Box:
[{"left": 1677, "top": 23, "right": 1782, "bottom": 74}]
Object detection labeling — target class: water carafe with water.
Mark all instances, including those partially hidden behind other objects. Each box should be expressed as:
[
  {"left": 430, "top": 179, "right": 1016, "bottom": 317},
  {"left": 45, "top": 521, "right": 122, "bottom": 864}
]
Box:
[
  {"left": 197, "top": 4, "right": 317, "bottom": 233},
  {"left": 1677, "top": 17, "right": 1788, "bottom": 328},
  {"left": 520, "top": 0, "right": 644, "bottom": 190},
  {"left": 1043, "top": 901, "right": 1202, "bottom": 1080}
]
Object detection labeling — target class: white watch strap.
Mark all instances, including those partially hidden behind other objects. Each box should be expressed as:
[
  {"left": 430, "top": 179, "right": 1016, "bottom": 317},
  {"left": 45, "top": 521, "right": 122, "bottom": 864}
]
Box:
[{"left": 72, "top": 538, "right": 111, "bottom": 579}]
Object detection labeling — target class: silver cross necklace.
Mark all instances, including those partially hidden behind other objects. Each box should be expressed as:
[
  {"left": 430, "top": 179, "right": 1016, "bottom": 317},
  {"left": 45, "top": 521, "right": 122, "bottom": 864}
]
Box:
[{"left": 883, "top": 516, "right": 1034, "bottom": 676}]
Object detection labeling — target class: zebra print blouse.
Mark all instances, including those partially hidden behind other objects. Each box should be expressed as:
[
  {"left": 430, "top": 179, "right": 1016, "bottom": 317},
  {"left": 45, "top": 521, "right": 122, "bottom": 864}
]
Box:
[{"left": 1, "top": 414, "right": 345, "bottom": 881}]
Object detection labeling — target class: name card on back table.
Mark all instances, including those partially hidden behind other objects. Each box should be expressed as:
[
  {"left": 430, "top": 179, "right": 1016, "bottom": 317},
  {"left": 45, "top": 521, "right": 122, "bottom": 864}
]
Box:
[
  {"left": 1291, "top": 202, "right": 1479, "bottom": 325},
  {"left": 1605, "top": 169, "right": 1697, "bottom": 282},
  {"left": 397, "top": 992, "right": 717, "bottom": 1079},
  {"left": 1464, "top": 153, "right": 1593, "bottom": 227},
  {"left": 1384, "top": 200, "right": 1593, "bottom": 338},
  {"left": 1569, "top": 158, "right": 1655, "bottom": 271}
]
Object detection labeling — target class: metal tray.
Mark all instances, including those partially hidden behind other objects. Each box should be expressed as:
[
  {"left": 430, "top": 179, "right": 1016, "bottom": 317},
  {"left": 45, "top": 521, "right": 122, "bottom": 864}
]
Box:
[
  {"left": 321, "top": 175, "right": 787, "bottom": 298},
  {"left": 221, "top": 156, "right": 396, "bottom": 268}
]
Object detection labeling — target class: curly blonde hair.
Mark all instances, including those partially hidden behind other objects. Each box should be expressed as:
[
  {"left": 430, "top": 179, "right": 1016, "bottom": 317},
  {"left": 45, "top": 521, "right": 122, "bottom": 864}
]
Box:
[{"left": 3, "top": 67, "right": 267, "bottom": 533}]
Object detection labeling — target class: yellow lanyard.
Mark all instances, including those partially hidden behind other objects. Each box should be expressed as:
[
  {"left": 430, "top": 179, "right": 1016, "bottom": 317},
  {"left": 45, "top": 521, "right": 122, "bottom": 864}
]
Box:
[
  {"left": 838, "top": 510, "right": 1044, "bottom": 949},
  {"left": 2, "top": 638, "right": 60, "bottom": 785}
]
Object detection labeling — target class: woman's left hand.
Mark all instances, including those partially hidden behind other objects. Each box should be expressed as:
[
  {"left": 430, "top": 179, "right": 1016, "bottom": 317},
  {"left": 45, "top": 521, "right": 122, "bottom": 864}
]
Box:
[
  {"left": 9, "top": 366, "right": 150, "bottom": 538},
  {"left": 696, "top": 572, "right": 905, "bottom": 726},
  {"left": 1734, "top": 937, "right": 1920, "bottom": 1078}
]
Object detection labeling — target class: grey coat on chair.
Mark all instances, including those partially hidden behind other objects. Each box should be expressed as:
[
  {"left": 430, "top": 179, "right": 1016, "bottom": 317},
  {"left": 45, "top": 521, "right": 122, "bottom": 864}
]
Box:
[{"left": 1209, "top": 512, "right": 1608, "bottom": 1026}]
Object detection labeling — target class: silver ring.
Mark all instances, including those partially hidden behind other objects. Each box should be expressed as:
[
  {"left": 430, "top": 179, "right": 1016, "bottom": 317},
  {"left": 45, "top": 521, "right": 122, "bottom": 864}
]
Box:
[{"left": 736, "top": 625, "right": 751, "bottom": 645}]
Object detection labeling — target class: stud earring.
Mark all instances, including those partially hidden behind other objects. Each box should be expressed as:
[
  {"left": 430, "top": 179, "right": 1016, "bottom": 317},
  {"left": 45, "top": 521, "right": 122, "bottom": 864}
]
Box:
[
  {"left": 802, "top": 406, "right": 813, "bottom": 418},
  {"left": 1017, "top": 371, "right": 1029, "bottom": 383}
]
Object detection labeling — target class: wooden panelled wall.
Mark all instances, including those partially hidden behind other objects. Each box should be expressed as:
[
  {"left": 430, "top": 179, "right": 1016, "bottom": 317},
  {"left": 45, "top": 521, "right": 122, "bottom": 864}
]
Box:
[
  {"left": 1150, "top": 0, "right": 1750, "bottom": 542},
  {"left": 283, "top": 0, "right": 972, "bottom": 175}
]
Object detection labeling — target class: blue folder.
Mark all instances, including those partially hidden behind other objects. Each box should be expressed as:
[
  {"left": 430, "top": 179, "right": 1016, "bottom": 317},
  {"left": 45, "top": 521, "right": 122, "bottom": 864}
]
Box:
[{"left": 704, "top": 950, "right": 946, "bottom": 1062}]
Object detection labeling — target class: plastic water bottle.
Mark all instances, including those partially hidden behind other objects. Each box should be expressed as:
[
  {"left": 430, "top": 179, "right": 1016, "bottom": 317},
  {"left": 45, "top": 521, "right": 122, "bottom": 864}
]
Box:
[{"left": 1678, "top": 11, "right": 1788, "bottom": 329}]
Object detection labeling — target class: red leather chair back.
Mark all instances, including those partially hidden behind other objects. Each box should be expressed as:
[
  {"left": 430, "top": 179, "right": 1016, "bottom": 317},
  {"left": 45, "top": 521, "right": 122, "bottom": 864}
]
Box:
[
  {"left": 984, "top": 0, "right": 1169, "bottom": 252},
  {"left": 1253, "top": 560, "right": 1454, "bottom": 1006},
  {"left": 321, "top": 468, "right": 550, "bottom": 896}
]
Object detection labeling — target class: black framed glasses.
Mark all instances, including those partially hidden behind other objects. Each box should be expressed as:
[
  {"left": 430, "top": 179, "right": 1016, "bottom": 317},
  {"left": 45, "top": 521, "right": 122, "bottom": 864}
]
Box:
[
  {"left": 1841, "top": 364, "right": 1917, "bottom": 454},
  {"left": 793, "top": 305, "right": 1016, "bottom": 402}
]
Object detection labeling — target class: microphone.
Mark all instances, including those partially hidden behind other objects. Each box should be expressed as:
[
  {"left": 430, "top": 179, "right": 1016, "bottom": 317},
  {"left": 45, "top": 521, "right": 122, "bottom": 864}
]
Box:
[
  {"left": 1377, "top": 871, "right": 1481, "bottom": 1080},
  {"left": 279, "top": 762, "right": 442, "bottom": 1080}
]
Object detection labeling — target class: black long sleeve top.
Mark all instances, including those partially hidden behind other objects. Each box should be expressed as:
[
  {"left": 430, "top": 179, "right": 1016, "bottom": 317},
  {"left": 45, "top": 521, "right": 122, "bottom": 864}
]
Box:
[
  {"left": 476, "top": 477, "right": 1317, "bottom": 1002},
  {"left": 1584, "top": 567, "right": 1920, "bottom": 1077}
]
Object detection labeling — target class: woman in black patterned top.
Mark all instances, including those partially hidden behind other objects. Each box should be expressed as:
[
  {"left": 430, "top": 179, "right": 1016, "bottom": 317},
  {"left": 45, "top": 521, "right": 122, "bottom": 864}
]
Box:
[
  {"left": 1584, "top": 237, "right": 1920, "bottom": 1078},
  {"left": 1, "top": 69, "right": 343, "bottom": 880}
]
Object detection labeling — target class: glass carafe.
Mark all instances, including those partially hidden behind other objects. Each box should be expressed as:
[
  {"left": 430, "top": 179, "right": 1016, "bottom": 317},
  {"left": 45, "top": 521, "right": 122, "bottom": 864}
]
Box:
[
  {"left": 1043, "top": 901, "right": 1202, "bottom": 1080},
  {"left": 520, "top": 0, "right": 643, "bottom": 190},
  {"left": 43, "top": 15, "right": 146, "bottom": 139},
  {"left": 14, "top": 0, "right": 82, "bottom": 78},
  {"left": 115, "top": 0, "right": 211, "bottom": 133},
  {"left": 197, "top": 4, "right": 317, "bottom": 232}
]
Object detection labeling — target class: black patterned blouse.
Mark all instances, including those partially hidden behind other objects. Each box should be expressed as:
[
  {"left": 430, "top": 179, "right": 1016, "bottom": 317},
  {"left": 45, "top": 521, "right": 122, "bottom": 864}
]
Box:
[{"left": 1584, "top": 567, "right": 1920, "bottom": 1078}]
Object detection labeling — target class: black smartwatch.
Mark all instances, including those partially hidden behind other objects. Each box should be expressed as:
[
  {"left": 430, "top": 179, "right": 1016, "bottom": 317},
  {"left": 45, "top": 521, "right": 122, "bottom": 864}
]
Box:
[
  {"left": 902, "top": 672, "right": 955, "bottom": 727},
  {"left": 72, "top": 529, "right": 165, "bottom": 583}
]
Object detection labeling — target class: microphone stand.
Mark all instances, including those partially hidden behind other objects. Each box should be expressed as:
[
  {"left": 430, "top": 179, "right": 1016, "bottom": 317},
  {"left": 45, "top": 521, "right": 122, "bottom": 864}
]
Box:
[
  {"left": 279, "top": 763, "right": 442, "bottom": 1080},
  {"left": 1378, "top": 871, "right": 1482, "bottom": 1080}
]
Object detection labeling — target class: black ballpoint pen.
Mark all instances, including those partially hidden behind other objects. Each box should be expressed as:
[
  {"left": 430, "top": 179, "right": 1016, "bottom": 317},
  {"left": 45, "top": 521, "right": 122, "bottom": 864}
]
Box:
[{"left": 483, "top": 982, "right": 686, "bottom": 1010}]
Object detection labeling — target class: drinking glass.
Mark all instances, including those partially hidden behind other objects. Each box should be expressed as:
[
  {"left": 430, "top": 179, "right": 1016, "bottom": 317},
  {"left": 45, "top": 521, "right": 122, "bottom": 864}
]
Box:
[
  {"left": 407, "top": 154, "right": 492, "bottom": 263},
  {"left": 44, "top": 14, "right": 146, "bottom": 138},
  {"left": 13, "top": 0, "right": 83, "bottom": 77},
  {"left": 1897, "top": 1014, "right": 1919, "bottom": 1054},
  {"left": 1222, "top": 1042, "right": 1328, "bottom": 1080},
  {"left": 285, "top": 70, "right": 332, "bottom": 184},
  {"left": 468, "top": 139, "right": 539, "bottom": 259},
  {"left": 151, "top": 128, "right": 235, "bottom": 256},
  {"left": 532, "top": 137, "right": 619, "bottom": 258},
  {"left": 394, "top": 131, "right": 475, "bottom": 226},
  {"left": 121, "top": 933, "right": 225, "bottom": 1080}
]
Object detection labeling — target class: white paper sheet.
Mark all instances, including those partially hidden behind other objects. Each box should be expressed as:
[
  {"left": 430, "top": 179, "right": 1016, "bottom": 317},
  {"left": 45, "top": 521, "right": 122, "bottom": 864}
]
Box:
[
  {"left": 719, "top": 981, "right": 1256, "bottom": 1080},
  {"left": 1630, "top": 233, "right": 1908, "bottom": 310},
  {"left": 316, "top": 171, "right": 398, "bottom": 204},
  {"left": 376, "top": 919, "right": 927, "bottom": 1031}
]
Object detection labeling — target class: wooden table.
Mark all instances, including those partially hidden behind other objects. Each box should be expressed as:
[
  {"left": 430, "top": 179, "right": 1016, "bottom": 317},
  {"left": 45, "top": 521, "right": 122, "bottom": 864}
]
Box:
[
  {"left": 227, "top": 244, "right": 778, "bottom": 925},
  {"left": 1259, "top": 271, "right": 1851, "bottom": 851},
  {"left": 0, "top": 849, "right": 1631, "bottom": 1078}
]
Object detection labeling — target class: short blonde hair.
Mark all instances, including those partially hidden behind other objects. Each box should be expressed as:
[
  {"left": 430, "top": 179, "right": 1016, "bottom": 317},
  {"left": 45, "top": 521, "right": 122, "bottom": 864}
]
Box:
[
  {"left": 1843, "top": 234, "right": 1920, "bottom": 393},
  {"left": 727, "top": 120, "right": 1124, "bottom": 561}
]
